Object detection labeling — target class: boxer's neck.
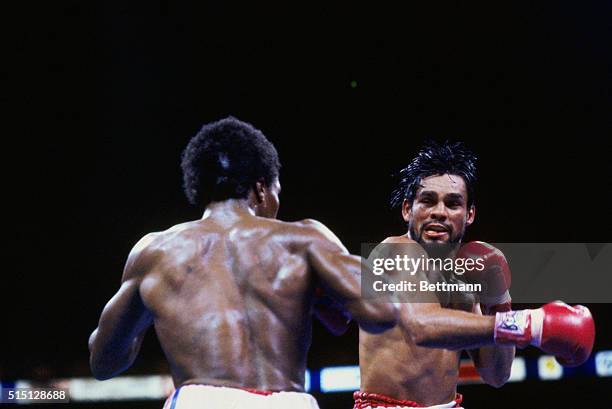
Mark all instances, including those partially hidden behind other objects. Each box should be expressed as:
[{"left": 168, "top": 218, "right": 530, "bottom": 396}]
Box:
[{"left": 201, "top": 199, "right": 255, "bottom": 221}]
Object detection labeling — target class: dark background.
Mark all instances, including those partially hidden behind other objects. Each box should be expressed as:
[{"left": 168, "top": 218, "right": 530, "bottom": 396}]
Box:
[{"left": 5, "top": 1, "right": 612, "bottom": 408}]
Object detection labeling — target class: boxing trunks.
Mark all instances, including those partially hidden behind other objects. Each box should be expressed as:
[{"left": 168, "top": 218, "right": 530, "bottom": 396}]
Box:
[
  {"left": 162, "top": 384, "right": 320, "bottom": 409},
  {"left": 353, "top": 391, "right": 463, "bottom": 409}
]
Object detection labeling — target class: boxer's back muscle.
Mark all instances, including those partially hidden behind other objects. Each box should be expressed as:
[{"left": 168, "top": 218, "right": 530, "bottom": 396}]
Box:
[{"left": 138, "top": 216, "right": 314, "bottom": 391}]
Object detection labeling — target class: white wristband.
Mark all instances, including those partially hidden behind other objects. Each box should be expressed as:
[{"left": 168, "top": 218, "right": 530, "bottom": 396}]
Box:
[{"left": 530, "top": 308, "right": 544, "bottom": 347}]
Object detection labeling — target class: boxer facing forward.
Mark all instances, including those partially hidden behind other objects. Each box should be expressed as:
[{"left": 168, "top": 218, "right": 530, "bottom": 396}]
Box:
[
  {"left": 88, "top": 117, "right": 398, "bottom": 409},
  {"left": 355, "top": 141, "right": 595, "bottom": 409}
]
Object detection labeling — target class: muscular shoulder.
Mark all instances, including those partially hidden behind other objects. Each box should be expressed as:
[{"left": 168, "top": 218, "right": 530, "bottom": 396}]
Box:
[
  {"left": 122, "top": 232, "right": 165, "bottom": 282},
  {"left": 382, "top": 235, "right": 415, "bottom": 244},
  {"left": 292, "top": 219, "right": 347, "bottom": 250},
  {"left": 373, "top": 235, "right": 426, "bottom": 260},
  {"left": 254, "top": 218, "right": 348, "bottom": 255},
  {"left": 122, "top": 223, "right": 201, "bottom": 281},
  {"left": 292, "top": 219, "right": 332, "bottom": 235}
]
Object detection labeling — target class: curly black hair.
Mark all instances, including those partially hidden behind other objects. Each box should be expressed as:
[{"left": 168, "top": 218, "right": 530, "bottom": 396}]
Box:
[
  {"left": 181, "top": 117, "right": 281, "bottom": 208},
  {"left": 391, "top": 140, "right": 477, "bottom": 208}
]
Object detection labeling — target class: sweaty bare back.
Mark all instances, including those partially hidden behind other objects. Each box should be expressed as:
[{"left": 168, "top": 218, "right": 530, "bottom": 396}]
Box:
[
  {"left": 90, "top": 201, "right": 397, "bottom": 389},
  {"left": 138, "top": 214, "right": 318, "bottom": 391}
]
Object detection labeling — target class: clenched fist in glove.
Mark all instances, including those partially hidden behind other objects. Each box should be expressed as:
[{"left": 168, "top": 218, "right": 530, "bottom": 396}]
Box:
[
  {"left": 494, "top": 301, "right": 595, "bottom": 367},
  {"left": 456, "top": 241, "right": 512, "bottom": 314}
]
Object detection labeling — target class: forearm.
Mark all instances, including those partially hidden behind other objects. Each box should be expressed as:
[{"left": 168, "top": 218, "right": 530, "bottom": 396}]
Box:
[
  {"left": 400, "top": 304, "right": 495, "bottom": 350},
  {"left": 89, "top": 282, "right": 151, "bottom": 379},
  {"left": 89, "top": 327, "right": 131, "bottom": 380},
  {"left": 311, "top": 248, "right": 399, "bottom": 334},
  {"left": 471, "top": 345, "right": 515, "bottom": 387},
  {"left": 470, "top": 300, "right": 515, "bottom": 387},
  {"left": 89, "top": 327, "right": 143, "bottom": 380},
  {"left": 346, "top": 299, "right": 398, "bottom": 334}
]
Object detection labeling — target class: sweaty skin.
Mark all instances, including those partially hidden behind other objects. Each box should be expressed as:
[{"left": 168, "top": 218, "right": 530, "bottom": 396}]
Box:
[
  {"left": 89, "top": 188, "right": 397, "bottom": 391},
  {"left": 360, "top": 235, "right": 479, "bottom": 406},
  {"left": 359, "top": 174, "right": 513, "bottom": 406}
]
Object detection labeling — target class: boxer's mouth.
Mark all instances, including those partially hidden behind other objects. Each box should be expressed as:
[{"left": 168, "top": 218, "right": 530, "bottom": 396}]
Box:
[{"left": 423, "top": 223, "right": 450, "bottom": 239}]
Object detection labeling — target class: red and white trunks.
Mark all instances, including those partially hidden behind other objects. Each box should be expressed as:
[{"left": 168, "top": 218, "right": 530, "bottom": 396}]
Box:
[
  {"left": 353, "top": 391, "right": 464, "bottom": 409},
  {"left": 162, "top": 384, "right": 320, "bottom": 409}
]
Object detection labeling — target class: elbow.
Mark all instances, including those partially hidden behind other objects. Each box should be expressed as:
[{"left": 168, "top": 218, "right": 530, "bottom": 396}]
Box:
[
  {"left": 90, "top": 353, "right": 126, "bottom": 381},
  {"left": 88, "top": 338, "right": 125, "bottom": 380},
  {"left": 91, "top": 369, "right": 113, "bottom": 381},
  {"left": 410, "top": 332, "right": 439, "bottom": 349},
  {"left": 88, "top": 330, "right": 111, "bottom": 380},
  {"left": 482, "top": 352, "right": 515, "bottom": 388},
  {"left": 483, "top": 372, "right": 510, "bottom": 388},
  {"left": 490, "top": 378, "right": 509, "bottom": 389},
  {"left": 402, "top": 316, "right": 464, "bottom": 350},
  {"left": 478, "top": 363, "right": 512, "bottom": 388},
  {"left": 89, "top": 355, "right": 114, "bottom": 380},
  {"left": 404, "top": 315, "right": 436, "bottom": 348},
  {"left": 406, "top": 316, "right": 427, "bottom": 345},
  {"left": 357, "top": 302, "right": 398, "bottom": 334}
]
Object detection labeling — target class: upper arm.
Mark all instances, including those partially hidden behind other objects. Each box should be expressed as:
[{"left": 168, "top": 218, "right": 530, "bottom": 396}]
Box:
[
  {"left": 109, "top": 234, "right": 158, "bottom": 326},
  {"left": 301, "top": 220, "right": 360, "bottom": 301},
  {"left": 466, "top": 302, "right": 483, "bottom": 363},
  {"left": 109, "top": 234, "right": 156, "bottom": 329},
  {"left": 90, "top": 235, "right": 156, "bottom": 372},
  {"left": 301, "top": 220, "right": 398, "bottom": 332},
  {"left": 97, "top": 272, "right": 153, "bottom": 342}
]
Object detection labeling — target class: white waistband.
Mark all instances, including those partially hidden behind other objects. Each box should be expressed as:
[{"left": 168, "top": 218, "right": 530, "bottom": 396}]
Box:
[{"left": 164, "top": 384, "right": 320, "bottom": 409}]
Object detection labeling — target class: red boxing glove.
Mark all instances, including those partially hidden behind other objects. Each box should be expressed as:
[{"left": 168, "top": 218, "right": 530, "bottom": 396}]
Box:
[
  {"left": 494, "top": 301, "right": 595, "bottom": 367},
  {"left": 456, "top": 241, "right": 512, "bottom": 314}
]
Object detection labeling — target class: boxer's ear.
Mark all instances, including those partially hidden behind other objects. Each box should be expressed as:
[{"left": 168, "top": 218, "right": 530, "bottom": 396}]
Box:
[
  {"left": 401, "top": 199, "right": 412, "bottom": 223},
  {"left": 254, "top": 179, "right": 267, "bottom": 204},
  {"left": 466, "top": 204, "right": 476, "bottom": 227}
]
